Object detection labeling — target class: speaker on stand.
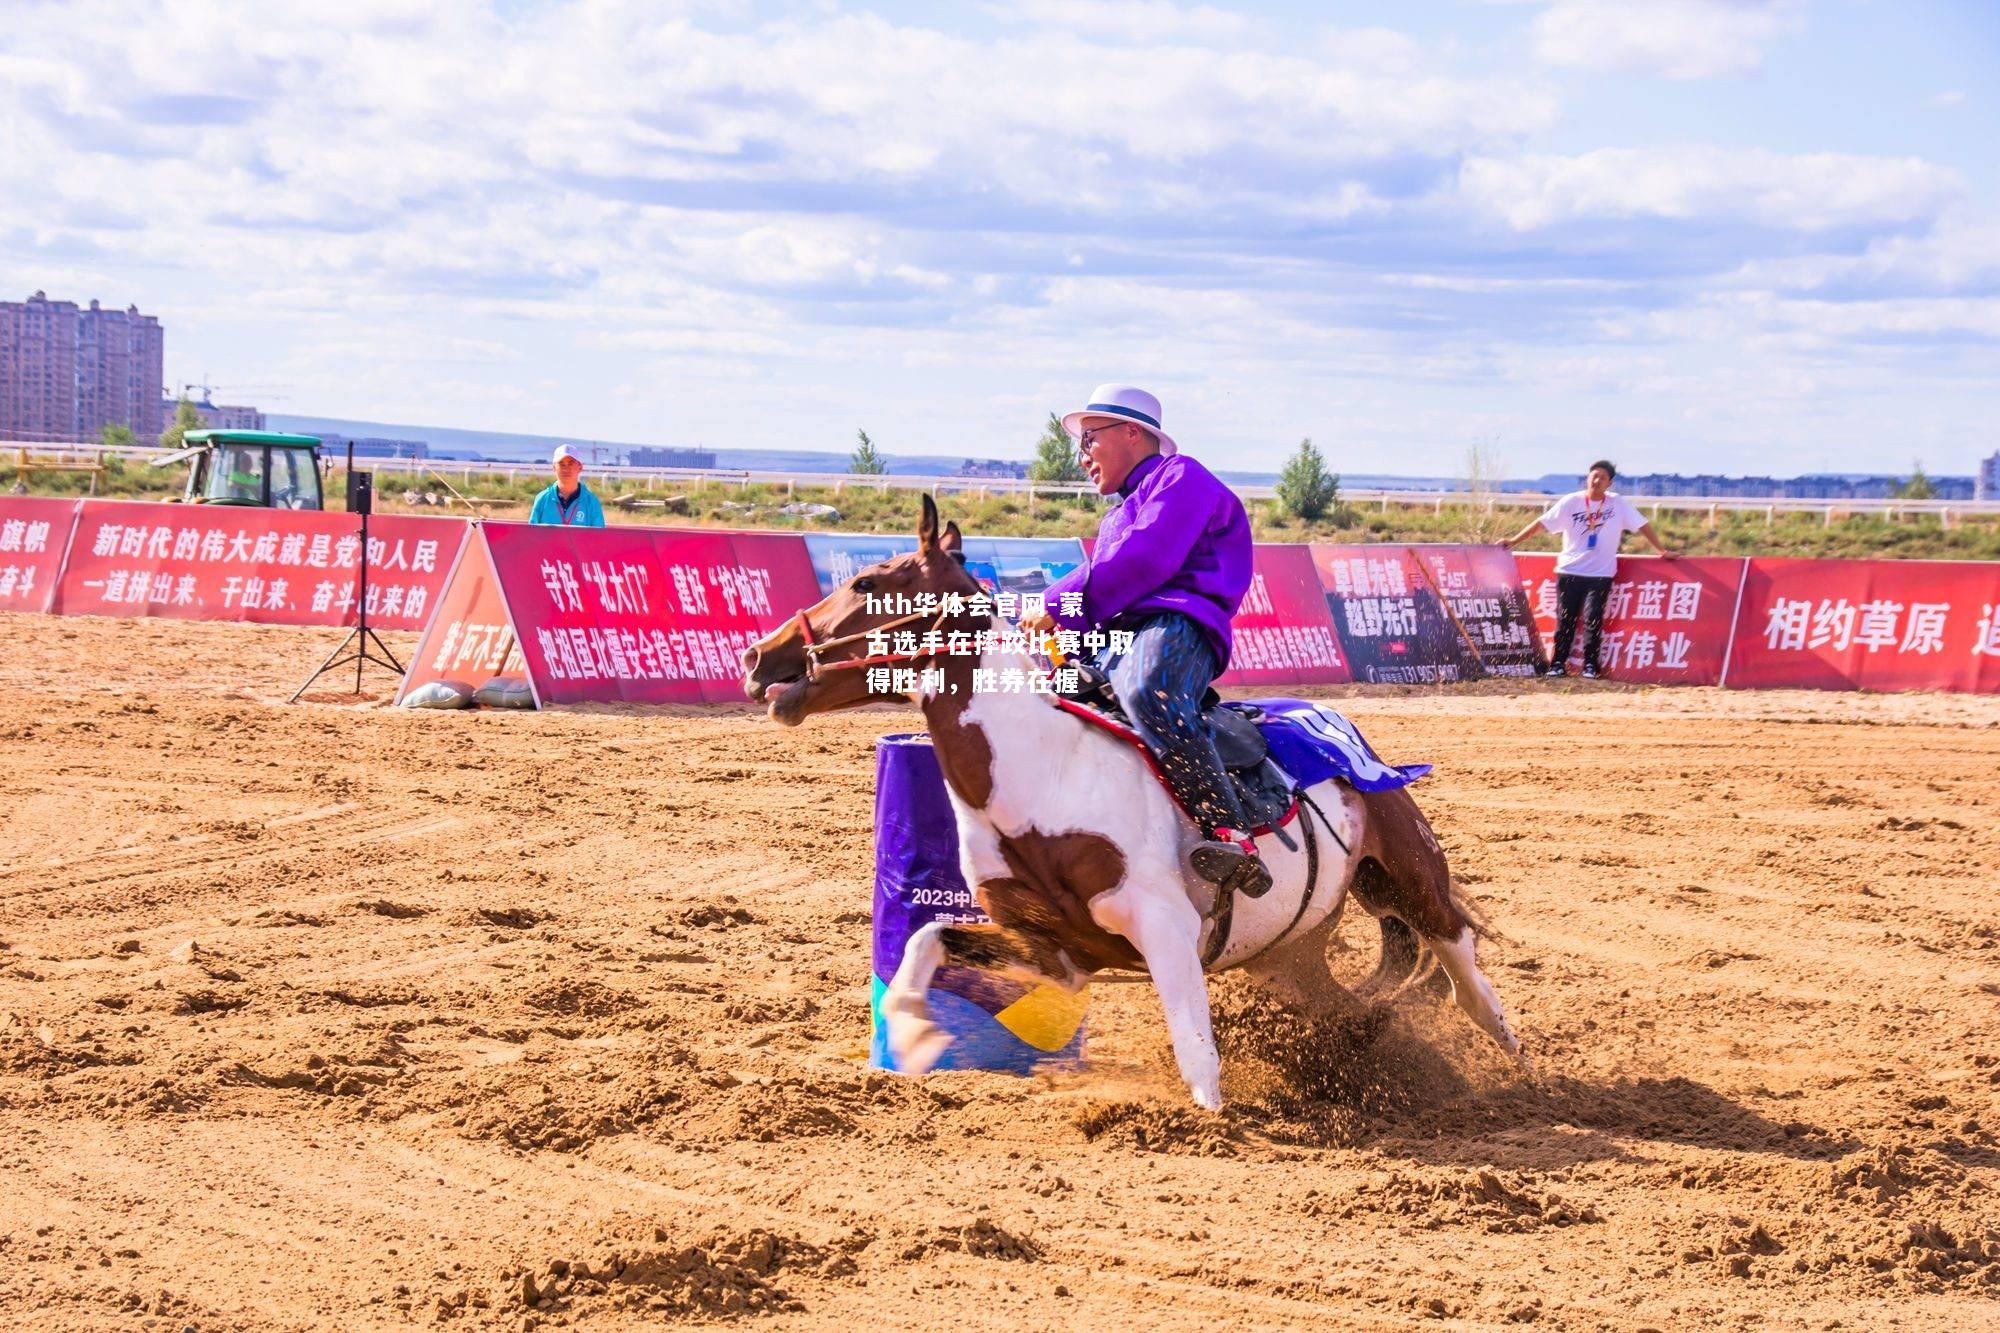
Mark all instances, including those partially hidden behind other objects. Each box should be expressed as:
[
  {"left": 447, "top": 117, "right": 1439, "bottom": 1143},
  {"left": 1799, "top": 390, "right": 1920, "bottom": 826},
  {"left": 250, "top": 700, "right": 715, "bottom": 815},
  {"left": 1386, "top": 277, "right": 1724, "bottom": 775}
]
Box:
[{"left": 289, "top": 442, "right": 407, "bottom": 702}]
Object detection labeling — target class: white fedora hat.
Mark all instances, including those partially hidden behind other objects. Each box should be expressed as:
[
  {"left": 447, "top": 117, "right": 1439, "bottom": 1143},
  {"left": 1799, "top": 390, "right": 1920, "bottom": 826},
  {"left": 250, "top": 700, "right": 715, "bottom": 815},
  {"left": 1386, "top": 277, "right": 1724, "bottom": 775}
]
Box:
[{"left": 1062, "top": 384, "right": 1178, "bottom": 457}]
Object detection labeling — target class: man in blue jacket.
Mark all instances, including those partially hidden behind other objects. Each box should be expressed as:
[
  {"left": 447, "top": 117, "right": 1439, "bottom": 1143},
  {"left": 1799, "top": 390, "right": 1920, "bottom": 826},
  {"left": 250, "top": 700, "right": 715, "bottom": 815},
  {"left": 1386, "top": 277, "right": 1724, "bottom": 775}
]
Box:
[
  {"left": 529, "top": 444, "right": 607, "bottom": 528},
  {"left": 1028, "top": 384, "right": 1266, "bottom": 896}
]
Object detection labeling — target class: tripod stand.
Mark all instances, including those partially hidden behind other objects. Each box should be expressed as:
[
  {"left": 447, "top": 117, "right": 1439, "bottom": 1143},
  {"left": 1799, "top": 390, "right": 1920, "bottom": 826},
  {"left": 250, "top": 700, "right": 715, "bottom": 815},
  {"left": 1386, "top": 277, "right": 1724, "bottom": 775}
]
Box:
[{"left": 290, "top": 450, "right": 405, "bottom": 702}]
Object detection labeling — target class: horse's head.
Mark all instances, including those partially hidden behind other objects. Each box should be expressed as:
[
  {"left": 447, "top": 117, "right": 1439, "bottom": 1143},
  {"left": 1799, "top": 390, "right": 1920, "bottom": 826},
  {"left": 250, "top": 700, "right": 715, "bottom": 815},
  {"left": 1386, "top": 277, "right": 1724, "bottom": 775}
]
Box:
[{"left": 741, "top": 494, "right": 982, "bottom": 726}]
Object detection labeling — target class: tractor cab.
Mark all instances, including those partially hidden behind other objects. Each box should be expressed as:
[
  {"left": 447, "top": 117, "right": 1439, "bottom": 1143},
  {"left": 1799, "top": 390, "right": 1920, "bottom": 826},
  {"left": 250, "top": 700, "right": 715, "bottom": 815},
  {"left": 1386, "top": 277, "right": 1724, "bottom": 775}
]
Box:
[{"left": 159, "top": 430, "right": 325, "bottom": 509}]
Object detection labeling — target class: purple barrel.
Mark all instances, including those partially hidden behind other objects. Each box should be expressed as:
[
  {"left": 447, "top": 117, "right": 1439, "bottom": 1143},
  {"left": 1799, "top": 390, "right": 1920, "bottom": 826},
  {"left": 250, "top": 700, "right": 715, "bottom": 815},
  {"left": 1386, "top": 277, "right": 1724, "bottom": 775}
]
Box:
[{"left": 869, "top": 733, "right": 1087, "bottom": 1073}]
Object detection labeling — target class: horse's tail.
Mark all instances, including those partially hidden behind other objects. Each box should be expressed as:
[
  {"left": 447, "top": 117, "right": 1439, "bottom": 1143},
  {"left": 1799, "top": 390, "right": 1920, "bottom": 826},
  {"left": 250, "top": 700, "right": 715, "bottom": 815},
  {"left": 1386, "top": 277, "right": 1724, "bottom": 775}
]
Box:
[
  {"left": 1350, "top": 784, "right": 1508, "bottom": 990},
  {"left": 1447, "top": 871, "right": 1504, "bottom": 946}
]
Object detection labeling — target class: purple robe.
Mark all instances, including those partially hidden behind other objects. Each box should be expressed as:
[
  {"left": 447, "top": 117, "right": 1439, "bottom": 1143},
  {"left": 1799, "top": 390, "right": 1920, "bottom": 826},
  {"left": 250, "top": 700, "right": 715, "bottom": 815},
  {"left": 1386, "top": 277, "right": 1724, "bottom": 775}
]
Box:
[{"left": 1045, "top": 452, "right": 1253, "bottom": 668}]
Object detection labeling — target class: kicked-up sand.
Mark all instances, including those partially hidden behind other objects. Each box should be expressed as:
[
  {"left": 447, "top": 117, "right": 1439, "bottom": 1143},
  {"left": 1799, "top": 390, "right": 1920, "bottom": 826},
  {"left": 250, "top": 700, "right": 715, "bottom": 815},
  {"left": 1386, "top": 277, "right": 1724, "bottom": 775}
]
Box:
[{"left": 2, "top": 615, "right": 1996, "bottom": 1330}]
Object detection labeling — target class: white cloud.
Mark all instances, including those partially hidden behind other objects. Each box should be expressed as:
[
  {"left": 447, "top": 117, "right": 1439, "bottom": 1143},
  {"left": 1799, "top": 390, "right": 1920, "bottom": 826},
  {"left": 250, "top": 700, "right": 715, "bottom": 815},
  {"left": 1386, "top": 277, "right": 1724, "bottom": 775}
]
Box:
[
  {"left": 2, "top": 1, "right": 1992, "bottom": 474},
  {"left": 2, "top": 2, "right": 1564, "bottom": 311},
  {"left": 1459, "top": 147, "right": 1958, "bottom": 231},
  {"left": 1614, "top": 289, "right": 2000, "bottom": 349},
  {"left": 986, "top": 0, "right": 1252, "bottom": 43},
  {"left": 1532, "top": 0, "right": 1804, "bottom": 80},
  {"left": 1730, "top": 216, "right": 2000, "bottom": 295}
]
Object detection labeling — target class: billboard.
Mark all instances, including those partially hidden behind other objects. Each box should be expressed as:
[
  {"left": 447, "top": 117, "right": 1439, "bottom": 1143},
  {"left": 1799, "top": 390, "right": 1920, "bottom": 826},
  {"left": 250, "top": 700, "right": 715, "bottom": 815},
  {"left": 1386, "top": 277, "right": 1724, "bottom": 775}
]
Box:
[
  {"left": 398, "top": 521, "right": 824, "bottom": 706},
  {"left": 54, "top": 501, "right": 465, "bottom": 632},
  {"left": 1723, "top": 557, "right": 2000, "bottom": 693},
  {"left": 1514, "top": 554, "right": 1748, "bottom": 685}
]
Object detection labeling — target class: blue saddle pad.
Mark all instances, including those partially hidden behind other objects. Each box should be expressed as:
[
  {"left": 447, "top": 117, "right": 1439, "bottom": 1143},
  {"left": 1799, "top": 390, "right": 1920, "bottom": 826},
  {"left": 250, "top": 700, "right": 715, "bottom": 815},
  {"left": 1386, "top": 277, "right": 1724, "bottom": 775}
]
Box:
[{"left": 1238, "top": 697, "right": 1430, "bottom": 793}]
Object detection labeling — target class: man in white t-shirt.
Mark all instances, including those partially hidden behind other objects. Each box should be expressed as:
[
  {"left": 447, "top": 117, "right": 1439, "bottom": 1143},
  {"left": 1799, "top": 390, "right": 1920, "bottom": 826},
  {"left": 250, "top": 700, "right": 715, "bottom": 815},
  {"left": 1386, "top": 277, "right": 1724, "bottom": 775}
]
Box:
[{"left": 1501, "top": 459, "right": 1675, "bottom": 678}]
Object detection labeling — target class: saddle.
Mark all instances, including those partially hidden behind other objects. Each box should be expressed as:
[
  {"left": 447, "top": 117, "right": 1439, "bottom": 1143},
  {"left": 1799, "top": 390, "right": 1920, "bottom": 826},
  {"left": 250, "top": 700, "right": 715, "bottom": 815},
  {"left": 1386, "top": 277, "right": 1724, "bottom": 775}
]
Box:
[
  {"left": 1051, "top": 664, "right": 1337, "bottom": 968},
  {"left": 1053, "top": 663, "right": 1299, "bottom": 836},
  {"left": 1047, "top": 668, "right": 1431, "bottom": 969}
]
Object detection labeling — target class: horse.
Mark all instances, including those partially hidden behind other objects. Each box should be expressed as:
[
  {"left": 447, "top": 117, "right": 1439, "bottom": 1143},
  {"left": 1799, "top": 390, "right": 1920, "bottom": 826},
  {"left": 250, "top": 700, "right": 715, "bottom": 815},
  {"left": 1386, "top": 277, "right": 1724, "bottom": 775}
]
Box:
[{"left": 739, "top": 496, "right": 1523, "bottom": 1110}]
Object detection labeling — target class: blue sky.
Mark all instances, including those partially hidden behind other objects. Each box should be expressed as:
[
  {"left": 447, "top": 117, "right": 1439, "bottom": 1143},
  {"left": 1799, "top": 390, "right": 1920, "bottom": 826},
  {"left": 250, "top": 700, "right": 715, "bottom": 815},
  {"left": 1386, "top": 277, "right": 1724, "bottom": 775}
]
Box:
[{"left": 4, "top": 0, "right": 1995, "bottom": 476}]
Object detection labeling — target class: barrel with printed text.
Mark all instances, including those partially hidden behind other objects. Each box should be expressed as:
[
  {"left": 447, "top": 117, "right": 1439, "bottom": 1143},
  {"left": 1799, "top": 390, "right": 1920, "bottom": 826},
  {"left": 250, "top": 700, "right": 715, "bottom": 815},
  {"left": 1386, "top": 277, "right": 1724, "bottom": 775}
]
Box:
[{"left": 869, "top": 733, "right": 1088, "bottom": 1073}]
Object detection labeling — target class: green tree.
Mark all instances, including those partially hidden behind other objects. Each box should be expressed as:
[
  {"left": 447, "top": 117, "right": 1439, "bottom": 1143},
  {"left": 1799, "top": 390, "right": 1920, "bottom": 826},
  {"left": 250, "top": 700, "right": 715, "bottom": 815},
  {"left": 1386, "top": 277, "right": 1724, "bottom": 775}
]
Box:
[
  {"left": 1275, "top": 437, "right": 1339, "bottom": 521},
  {"left": 159, "top": 396, "right": 203, "bottom": 450},
  {"left": 98, "top": 422, "right": 136, "bottom": 448},
  {"left": 849, "top": 427, "right": 886, "bottom": 475},
  {"left": 1896, "top": 460, "right": 1937, "bottom": 500},
  {"left": 1027, "top": 412, "right": 1085, "bottom": 485}
]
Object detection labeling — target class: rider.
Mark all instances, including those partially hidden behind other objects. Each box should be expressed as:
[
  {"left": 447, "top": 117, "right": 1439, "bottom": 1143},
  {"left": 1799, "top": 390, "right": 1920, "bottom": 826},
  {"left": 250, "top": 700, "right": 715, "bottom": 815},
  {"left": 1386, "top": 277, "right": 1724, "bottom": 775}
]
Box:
[{"left": 1025, "top": 384, "right": 1269, "bottom": 897}]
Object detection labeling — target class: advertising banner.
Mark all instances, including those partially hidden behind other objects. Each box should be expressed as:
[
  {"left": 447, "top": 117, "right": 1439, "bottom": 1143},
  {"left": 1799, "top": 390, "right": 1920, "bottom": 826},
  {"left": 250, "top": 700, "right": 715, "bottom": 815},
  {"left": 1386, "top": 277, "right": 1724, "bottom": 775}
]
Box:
[
  {"left": 52, "top": 501, "right": 466, "bottom": 632},
  {"left": 1723, "top": 557, "right": 2000, "bottom": 693},
  {"left": 1514, "top": 554, "right": 1747, "bottom": 685},
  {"left": 393, "top": 524, "right": 532, "bottom": 703},
  {"left": 802, "top": 533, "right": 918, "bottom": 595},
  {"left": 1215, "top": 543, "right": 1351, "bottom": 687},
  {"left": 1411, "top": 544, "right": 1542, "bottom": 676},
  {"left": 399, "top": 521, "right": 824, "bottom": 706},
  {"left": 1310, "top": 543, "right": 1540, "bottom": 682},
  {"left": 0, "top": 496, "right": 81, "bottom": 615},
  {"left": 800, "top": 533, "right": 1085, "bottom": 601},
  {"left": 959, "top": 536, "right": 1086, "bottom": 601}
]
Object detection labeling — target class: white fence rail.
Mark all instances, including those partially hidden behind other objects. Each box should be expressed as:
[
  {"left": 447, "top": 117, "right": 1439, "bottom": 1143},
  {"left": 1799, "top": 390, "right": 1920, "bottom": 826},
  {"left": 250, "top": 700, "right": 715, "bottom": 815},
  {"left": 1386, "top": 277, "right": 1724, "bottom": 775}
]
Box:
[{"left": 9, "top": 438, "right": 1995, "bottom": 520}]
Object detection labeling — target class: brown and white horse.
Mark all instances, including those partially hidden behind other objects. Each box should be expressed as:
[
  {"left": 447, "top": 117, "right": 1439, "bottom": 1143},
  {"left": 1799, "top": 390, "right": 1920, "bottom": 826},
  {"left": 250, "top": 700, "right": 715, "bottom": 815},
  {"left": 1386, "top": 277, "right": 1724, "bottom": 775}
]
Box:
[{"left": 741, "top": 497, "right": 1523, "bottom": 1109}]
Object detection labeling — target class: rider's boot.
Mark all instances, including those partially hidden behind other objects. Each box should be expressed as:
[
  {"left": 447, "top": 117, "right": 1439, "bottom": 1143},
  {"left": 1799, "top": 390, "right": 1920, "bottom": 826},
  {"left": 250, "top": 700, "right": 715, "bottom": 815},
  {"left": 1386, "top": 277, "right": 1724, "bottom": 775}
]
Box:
[{"left": 1189, "top": 827, "right": 1273, "bottom": 898}]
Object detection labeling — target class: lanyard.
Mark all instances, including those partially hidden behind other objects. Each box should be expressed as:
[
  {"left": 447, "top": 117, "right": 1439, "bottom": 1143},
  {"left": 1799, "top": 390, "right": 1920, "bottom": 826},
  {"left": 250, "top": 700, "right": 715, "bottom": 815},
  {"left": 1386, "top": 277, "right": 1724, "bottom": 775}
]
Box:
[
  {"left": 1581, "top": 493, "right": 1609, "bottom": 533},
  {"left": 558, "top": 489, "right": 583, "bottom": 525}
]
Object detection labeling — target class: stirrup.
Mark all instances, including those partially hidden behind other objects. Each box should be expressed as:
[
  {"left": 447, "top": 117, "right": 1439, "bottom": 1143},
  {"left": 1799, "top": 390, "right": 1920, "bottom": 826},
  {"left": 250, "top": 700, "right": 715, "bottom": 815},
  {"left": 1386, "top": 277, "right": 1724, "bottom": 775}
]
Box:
[
  {"left": 1071, "top": 660, "right": 1117, "bottom": 708},
  {"left": 1189, "top": 834, "right": 1273, "bottom": 899},
  {"left": 1225, "top": 852, "right": 1274, "bottom": 898}
]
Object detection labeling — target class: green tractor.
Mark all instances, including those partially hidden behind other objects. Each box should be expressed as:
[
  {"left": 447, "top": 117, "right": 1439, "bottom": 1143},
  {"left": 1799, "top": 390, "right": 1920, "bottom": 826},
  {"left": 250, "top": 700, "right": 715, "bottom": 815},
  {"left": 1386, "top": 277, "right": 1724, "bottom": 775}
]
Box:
[{"left": 157, "top": 429, "right": 326, "bottom": 509}]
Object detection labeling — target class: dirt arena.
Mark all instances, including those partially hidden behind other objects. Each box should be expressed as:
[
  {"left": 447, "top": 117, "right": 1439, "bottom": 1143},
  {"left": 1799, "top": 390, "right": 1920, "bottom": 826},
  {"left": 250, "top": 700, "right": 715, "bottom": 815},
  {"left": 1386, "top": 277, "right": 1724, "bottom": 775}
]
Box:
[{"left": 3, "top": 614, "right": 1996, "bottom": 1330}]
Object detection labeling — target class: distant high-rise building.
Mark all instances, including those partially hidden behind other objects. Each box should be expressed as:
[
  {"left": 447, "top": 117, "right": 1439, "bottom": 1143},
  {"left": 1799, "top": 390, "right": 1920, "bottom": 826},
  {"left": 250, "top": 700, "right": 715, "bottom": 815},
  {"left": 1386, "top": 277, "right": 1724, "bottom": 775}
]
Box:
[
  {"left": 628, "top": 444, "right": 724, "bottom": 470},
  {"left": 77, "top": 300, "right": 164, "bottom": 442},
  {"left": 166, "top": 398, "right": 267, "bottom": 432},
  {"left": 1, "top": 291, "right": 164, "bottom": 442},
  {"left": 957, "top": 458, "right": 1029, "bottom": 478},
  {"left": 1, "top": 292, "right": 80, "bottom": 441},
  {"left": 628, "top": 446, "right": 717, "bottom": 469},
  {"left": 1979, "top": 451, "right": 1997, "bottom": 502},
  {"left": 317, "top": 434, "right": 429, "bottom": 460},
  {"left": 1596, "top": 470, "right": 1976, "bottom": 501}
]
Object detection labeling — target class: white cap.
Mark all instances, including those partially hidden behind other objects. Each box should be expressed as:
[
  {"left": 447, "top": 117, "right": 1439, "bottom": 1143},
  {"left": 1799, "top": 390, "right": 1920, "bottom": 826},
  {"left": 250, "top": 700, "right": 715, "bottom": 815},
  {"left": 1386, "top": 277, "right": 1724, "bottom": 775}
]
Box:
[{"left": 551, "top": 444, "right": 582, "bottom": 464}]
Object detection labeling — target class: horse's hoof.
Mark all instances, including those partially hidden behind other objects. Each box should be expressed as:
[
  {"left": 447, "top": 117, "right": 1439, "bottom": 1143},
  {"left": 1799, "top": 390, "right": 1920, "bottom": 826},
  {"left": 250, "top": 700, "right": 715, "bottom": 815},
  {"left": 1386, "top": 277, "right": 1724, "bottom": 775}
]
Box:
[
  {"left": 895, "top": 1022, "right": 953, "bottom": 1075},
  {"left": 1190, "top": 1082, "right": 1223, "bottom": 1113},
  {"left": 885, "top": 1003, "right": 953, "bottom": 1074}
]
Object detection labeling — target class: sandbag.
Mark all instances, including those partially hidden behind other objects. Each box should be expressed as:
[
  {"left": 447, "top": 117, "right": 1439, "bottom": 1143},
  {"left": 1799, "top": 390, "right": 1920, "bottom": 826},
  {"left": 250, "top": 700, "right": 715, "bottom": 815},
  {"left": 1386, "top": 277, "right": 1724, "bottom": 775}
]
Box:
[
  {"left": 400, "top": 679, "right": 474, "bottom": 709},
  {"left": 473, "top": 676, "right": 536, "bottom": 709}
]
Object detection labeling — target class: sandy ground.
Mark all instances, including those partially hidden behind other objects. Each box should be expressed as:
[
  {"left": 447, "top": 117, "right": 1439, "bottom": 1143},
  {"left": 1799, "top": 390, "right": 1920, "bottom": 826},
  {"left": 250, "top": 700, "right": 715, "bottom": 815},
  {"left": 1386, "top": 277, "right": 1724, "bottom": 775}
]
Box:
[{"left": 2, "top": 614, "right": 1996, "bottom": 1331}]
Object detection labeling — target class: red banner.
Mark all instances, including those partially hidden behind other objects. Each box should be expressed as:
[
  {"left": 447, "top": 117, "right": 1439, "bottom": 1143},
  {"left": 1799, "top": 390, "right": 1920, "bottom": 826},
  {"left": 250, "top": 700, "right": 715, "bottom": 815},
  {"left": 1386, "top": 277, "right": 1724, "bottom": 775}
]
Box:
[
  {"left": 52, "top": 501, "right": 466, "bottom": 631},
  {"left": 399, "top": 522, "right": 824, "bottom": 706},
  {"left": 1217, "top": 543, "right": 1351, "bottom": 686},
  {"left": 395, "top": 527, "right": 533, "bottom": 703},
  {"left": 0, "top": 496, "right": 81, "bottom": 615},
  {"left": 1514, "top": 554, "right": 1747, "bottom": 685},
  {"left": 1723, "top": 557, "right": 2000, "bottom": 693}
]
